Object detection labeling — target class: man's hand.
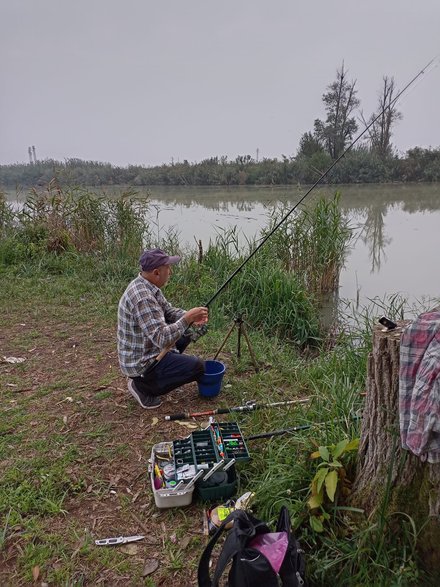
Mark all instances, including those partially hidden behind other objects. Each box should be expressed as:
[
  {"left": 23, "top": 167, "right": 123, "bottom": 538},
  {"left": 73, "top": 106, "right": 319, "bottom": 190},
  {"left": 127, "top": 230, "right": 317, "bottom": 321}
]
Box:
[{"left": 184, "top": 306, "right": 209, "bottom": 326}]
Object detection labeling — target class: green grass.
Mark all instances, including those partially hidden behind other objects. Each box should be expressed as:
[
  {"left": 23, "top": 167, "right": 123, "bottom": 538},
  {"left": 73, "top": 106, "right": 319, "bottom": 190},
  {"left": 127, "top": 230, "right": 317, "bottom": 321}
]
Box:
[
  {"left": 14, "top": 520, "right": 134, "bottom": 586},
  {"left": 1, "top": 453, "right": 81, "bottom": 517},
  {"left": 1, "top": 271, "right": 432, "bottom": 584}
]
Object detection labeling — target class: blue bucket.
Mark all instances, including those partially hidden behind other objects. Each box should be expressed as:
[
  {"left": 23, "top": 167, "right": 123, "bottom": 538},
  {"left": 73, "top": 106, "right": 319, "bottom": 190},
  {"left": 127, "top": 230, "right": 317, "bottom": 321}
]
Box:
[{"left": 198, "top": 360, "right": 226, "bottom": 398}]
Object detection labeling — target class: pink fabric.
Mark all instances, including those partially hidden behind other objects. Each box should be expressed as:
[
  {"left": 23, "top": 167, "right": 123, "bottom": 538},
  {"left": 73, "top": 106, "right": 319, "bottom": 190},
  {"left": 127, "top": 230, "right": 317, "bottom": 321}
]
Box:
[
  {"left": 249, "top": 531, "right": 289, "bottom": 573},
  {"left": 399, "top": 311, "right": 440, "bottom": 463}
]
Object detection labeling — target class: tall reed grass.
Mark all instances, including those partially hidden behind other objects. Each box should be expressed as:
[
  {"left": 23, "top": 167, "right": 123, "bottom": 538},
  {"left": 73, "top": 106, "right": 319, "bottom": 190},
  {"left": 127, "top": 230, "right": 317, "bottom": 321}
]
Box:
[
  {"left": 168, "top": 228, "right": 319, "bottom": 345},
  {"left": 0, "top": 192, "right": 14, "bottom": 238},
  {"left": 0, "top": 181, "right": 150, "bottom": 264},
  {"left": 262, "top": 192, "right": 352, "bottom": 295}
]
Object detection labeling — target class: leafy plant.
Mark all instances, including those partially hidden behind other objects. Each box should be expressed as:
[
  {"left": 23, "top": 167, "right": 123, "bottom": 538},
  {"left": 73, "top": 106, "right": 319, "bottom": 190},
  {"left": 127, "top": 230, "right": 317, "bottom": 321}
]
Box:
[{"left": 308, "top": 437, "right": 359, "bottom": 532}]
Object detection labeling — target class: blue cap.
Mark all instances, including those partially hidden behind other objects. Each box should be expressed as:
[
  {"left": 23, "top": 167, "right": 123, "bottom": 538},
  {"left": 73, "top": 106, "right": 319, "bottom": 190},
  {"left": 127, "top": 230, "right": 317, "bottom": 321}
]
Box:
[{"left": 139, "top": 248, "right": 181, "bottom": 272}]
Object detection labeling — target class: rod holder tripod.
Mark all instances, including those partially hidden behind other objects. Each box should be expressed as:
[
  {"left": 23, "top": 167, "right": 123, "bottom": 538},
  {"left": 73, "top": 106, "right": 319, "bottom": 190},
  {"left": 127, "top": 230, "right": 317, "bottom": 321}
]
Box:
[{"left": 214, "top": 313, "right": 259, "bottom": 373}]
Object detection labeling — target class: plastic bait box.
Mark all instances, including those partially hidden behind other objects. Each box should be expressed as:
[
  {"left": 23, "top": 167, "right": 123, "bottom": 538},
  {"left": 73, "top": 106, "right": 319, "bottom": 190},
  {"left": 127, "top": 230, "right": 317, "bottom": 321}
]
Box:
[
  {"left": 149, "top": 441, "right": 196, "bottom": 509},
  {"left": 150, "top": 422, "right": 250, "bottom": 508}
]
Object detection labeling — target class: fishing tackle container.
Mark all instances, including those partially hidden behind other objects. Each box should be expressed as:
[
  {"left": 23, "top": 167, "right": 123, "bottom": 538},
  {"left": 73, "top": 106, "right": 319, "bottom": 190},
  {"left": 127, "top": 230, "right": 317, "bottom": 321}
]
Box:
[{"left": 149, "top": 423, "right": 250, "bottom": 508}]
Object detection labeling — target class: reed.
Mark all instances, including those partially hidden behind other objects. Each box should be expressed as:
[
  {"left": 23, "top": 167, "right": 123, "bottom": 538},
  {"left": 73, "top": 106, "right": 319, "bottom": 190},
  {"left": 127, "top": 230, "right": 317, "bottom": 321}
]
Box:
[
  {"left": 262, "top": 192, "right": 352, "bottom": 295},
  {"left": 185, "top": 196, "right": 352, "bottom": 344},
  {"left": 166, "top": 228, "right": 320, "bottom": 346},
  {"left": 0, "top": 192, "right": 14, "bottom": 238},
  {"left": 0, "top": 183, "right": 151, "bottom": 267},
  {"left": 226, "top": 250, "right": 320, "bottom": 345}
]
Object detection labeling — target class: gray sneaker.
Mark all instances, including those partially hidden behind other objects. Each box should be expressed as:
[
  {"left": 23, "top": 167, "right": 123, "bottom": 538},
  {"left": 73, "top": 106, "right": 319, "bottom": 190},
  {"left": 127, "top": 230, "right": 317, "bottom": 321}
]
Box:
[{"left": 128, "top": 380, "right": 162, "bottom": 409}]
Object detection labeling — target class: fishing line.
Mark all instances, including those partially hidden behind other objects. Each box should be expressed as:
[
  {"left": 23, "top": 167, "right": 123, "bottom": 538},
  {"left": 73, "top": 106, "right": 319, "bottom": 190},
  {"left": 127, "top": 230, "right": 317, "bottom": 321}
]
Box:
[
  {"left": 203, "top": 55, "right": 439, "bottom": 309},
  {"left": 388, "top": 54, "right": 439, "bottom": 109}
]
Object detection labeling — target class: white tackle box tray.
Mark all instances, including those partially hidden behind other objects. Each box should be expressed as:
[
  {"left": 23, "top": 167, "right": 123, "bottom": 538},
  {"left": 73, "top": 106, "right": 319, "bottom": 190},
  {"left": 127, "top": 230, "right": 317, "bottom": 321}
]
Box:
[{"left": 149, "top": 441, "right": 195, "bottom": 508}]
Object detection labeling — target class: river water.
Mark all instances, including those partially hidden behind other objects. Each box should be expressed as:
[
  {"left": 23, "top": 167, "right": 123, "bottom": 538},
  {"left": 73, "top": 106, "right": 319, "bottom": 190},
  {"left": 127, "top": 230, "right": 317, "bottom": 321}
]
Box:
[{"left": 5, "top": 183, "right": 440, "bottom": 313}]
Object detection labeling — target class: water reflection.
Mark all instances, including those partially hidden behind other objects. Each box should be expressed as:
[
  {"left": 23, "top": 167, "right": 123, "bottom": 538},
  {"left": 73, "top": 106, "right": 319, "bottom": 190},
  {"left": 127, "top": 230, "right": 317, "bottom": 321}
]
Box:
[
  {"left": 94, "top": 182, "right": 440, "bottom": 213},
  {"left": 359, "top": 204, "right": 391, "bottom": 273}
]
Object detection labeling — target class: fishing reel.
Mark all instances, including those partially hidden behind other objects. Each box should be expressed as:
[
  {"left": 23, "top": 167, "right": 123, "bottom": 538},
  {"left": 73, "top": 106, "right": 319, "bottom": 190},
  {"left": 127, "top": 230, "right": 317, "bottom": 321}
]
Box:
[{"left": 187, "top": 323, "right": 209, "bottom": 342}]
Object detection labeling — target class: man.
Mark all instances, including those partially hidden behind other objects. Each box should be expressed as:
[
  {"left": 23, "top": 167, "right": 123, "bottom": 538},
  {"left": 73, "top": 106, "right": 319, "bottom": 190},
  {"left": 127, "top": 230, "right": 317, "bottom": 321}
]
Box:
[{"left": 117, "top": 248, "right": 208, "bottom": 409}]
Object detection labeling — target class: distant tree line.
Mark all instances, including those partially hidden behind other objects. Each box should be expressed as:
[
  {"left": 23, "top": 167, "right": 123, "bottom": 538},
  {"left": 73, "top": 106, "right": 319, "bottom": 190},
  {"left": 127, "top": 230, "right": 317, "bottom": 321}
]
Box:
[
  {"left": 2, "top": 63, "right": 440, "bottom": 189},
  {"left": 1, "top": 147, "right": 439, "bottom": 189}
]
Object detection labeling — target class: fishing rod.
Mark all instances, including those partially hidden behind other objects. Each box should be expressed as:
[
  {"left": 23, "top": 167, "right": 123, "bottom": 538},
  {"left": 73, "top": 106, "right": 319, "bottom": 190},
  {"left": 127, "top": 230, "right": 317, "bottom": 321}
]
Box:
[
  {"left": 203, "top": 56, "right": 438, "bottom": 309},
  {"left": 245, "top": 412, "right": 361, "bottom": 441},
  {"left": 164, "top": 397, "right": 310, "bottom": 421}
]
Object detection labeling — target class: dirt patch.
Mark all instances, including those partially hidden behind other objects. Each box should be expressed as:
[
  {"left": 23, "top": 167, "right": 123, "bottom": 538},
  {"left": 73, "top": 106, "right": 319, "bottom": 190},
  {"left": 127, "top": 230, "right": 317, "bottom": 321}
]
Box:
[{"left": 1, "top": 309, "right": 236, "bottom": 586}]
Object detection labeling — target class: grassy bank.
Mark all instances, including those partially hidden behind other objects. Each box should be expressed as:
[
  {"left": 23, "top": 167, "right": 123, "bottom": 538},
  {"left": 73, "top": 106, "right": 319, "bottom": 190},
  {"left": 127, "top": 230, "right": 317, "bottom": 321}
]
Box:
[{"left": 0, "top": 188, "right": 433, "bottom": 585}]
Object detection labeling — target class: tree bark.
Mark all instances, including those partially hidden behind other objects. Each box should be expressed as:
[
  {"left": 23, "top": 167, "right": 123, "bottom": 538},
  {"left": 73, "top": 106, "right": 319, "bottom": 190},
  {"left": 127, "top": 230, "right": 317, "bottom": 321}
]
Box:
[{"left": 349, "top": 322, "right": 440, "bottom": 571}]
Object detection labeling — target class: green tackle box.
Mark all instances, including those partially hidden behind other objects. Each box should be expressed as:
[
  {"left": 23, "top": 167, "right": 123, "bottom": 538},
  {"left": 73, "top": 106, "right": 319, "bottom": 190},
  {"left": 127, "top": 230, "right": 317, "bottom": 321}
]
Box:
[
  {"left": 213, "top": 422, "right": 251, "bottom": 464},
  {"left": 195, "top": 462, "right": 238, "bottom": 502},
  {"left": 193, "top": 422, "right": 250, "bottom": 502},
  {"left": 175, "top": 422, "right": 250, "bottom": 469}
]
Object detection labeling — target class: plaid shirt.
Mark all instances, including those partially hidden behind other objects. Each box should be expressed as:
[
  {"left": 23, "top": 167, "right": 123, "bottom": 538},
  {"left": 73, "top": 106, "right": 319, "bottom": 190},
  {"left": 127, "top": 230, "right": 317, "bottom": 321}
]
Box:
[
  {"left": 399, "top": 311, "right": 440, "bottom": 463},
  {"left": 117, "top": 274, "right": 188, "bottom": 377}
]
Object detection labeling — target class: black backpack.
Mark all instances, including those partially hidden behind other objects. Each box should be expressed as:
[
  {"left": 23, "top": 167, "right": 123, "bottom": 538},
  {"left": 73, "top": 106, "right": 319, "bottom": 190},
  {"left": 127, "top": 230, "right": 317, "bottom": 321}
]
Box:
[{"left": 198, "top": 506, "right": 306, "bottom": 586}]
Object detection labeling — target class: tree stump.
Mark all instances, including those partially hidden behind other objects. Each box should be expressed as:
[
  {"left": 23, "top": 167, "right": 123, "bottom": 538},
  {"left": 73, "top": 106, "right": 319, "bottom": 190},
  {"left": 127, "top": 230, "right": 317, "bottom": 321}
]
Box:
[{"left": 349, "top": 321, "right": 440, "bottom": 571}]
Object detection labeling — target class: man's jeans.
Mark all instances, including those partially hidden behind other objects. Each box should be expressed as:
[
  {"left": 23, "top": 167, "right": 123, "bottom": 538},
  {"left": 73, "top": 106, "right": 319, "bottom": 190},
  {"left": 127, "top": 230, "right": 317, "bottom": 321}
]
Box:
[{"left": 131, "top": 336, "right": 205, "bottom": 397}]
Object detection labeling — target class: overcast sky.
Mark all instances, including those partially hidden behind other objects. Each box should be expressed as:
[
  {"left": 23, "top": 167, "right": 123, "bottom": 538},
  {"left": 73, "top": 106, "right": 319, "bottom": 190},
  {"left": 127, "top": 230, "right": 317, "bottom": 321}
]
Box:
[{"left": 1, "top": 1, "right": 439, "bottom": 167}]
